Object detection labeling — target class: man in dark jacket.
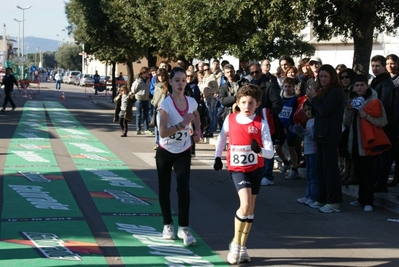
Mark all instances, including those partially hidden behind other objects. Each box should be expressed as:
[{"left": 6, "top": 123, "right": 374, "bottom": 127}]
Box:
[
  {"left": 249, "top": 63, "right": 283, "bottom": 186},
  {"left": 370, "top": 55, "right": 396, "bottom": 193},
  {"left": 218, "top": 64, "right": 248, "bottom": 124},
  {"left": 1, "top": 67, "right": 19, "bottom": 111}
]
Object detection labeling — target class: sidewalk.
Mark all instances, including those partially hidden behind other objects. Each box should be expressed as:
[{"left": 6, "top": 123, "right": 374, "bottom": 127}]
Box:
[{"left": 92, "top": 98, "right": 399, "bottom": 214}]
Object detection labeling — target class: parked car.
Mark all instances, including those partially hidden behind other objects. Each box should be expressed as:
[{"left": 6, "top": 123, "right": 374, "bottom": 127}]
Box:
[
  {"left": 80, "top": 74, "right": 94, "bottom": 86},
  {"left": 65, "top": 71, "right": 81, "bottom": 84},
  {"left": 74, "top": 73, "right": 82, "bottom": 86},
  {"left": 62, "top": 71, "right": 70, "bottom": 83}
]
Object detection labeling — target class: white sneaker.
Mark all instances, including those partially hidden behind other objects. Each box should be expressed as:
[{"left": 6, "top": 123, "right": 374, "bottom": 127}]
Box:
[
  {"left": 162, "top": 224, "right": 175, "bottom": 239},
  {"left": 364, "top": 205, "right": 373, "bottom": 212},
  {"left": 319, "top": 203, "right": 341, "bottom": 213},
  {"left": 177, "top": 226, "right": 196, "bottom": 246},
  {"left": 297, "top": 197, "right": 309, "bottom": 204},
  {"left": 309, "top": 201, "right": 325, "bottom": 209},
  {"left": 285, "top": 170, "right": 299, "bottom": 180},
  {"left": 239, "top": 246, "right": 251, "bottom": 263},
  {"left": 261, "top": 177, "right": 274, "bottom": 186},
  {"left": 227, "top": 242, "right": 240, "bottom": 264},
  {"left": 350, "top": 200, "right": 361, "bottom": 207},
  {"left": 304, "top": 199, "right": 315, "bottom": 206},
  {"left": 279, "top": 164, "right": 291, "bottom": 174}
]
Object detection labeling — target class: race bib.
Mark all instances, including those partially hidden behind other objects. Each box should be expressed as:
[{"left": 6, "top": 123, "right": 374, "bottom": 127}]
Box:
[
  {"left": 278, "top": 106, "right": 293, "bottom": 119},
  {"left": 230, "top": 145, "right": 258, "bottom": 167}
]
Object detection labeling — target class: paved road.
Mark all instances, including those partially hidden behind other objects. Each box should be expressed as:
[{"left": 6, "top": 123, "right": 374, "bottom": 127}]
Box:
[{"left": 1, "top": 81, "right": 399, "bottom": 266}]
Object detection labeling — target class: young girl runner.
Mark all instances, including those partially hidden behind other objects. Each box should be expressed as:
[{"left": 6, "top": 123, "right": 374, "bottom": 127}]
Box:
[
  {"left": 156, "top": 67, "right": 201, "bottom": 246},
  {"left": 213, "top": 84, "right": 274, "bottom": 264}
]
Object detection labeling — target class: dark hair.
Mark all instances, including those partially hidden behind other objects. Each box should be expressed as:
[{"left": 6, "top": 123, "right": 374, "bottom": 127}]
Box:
[
  {"left": 236, "top": 84, "right": 263, "bottom": 103},
  {"left": 353, "top": 74, "right": 368, "bottom": 84},
  {"left": 339, "top": 68, "right": 356, "bottom": 81},
  {"left": 316, "top": 64, "right": 341, "bottom": 97},
  {"left": 283, "top": 77, "right": 296, "bottom": 86},
  {"left": 139, "top": 67, "right": 149, "bottom": 78},
  {"left": 279, "top": 55, "right": 295, "bottom": 66},
  {"left": 170, "top": 67, "right": 186, "bottom": 79},
  {"left": 371, "top": 55, "right": 386, "bottom": 66},
  {"left": 335, "top": 64, "right": 347, "bottom": 72},
  {"left": 386, "top": 54, "right": 399, "bottom": 63}
]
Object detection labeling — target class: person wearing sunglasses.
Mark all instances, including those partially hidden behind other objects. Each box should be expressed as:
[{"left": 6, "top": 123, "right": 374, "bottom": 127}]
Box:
[
  {"left": 338, "top": 68, "right": 357, "bottom": 186},
  {"left": 306, "top": 56, "right": 323, "bottom": 91}
]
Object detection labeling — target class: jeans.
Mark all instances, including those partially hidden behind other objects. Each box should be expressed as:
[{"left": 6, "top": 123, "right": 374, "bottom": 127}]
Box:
[
  {"left": 304, "top": 154, "right": 318, "bottom": 201},
  {"left": 205, "top": 98, "right": 219, "bottom": 134},
  {"left": 56, "top": 80, "right": 61, "bottom": 90},
  {"left": 262, "top": 157, "right": 275, "bottom": 181},
  {"left": 316, "top": 143, "right": 342, "bottom": 204},
  {"left": 135, "top": 100, "right": 149, "bottom": 132}
]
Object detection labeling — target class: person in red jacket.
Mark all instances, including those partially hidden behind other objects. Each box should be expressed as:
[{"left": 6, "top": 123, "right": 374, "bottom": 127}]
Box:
[{"left": 213, "top": 84, "right": 274, "bottom": 264}]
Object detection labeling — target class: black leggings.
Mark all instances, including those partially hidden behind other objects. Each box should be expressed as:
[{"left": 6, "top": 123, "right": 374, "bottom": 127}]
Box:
[
  {"left": 155, "top": 147, "right": 191, "bottom": 226},
  {"left": 119, "top": 117, "right": 128, "bottom": 133}
]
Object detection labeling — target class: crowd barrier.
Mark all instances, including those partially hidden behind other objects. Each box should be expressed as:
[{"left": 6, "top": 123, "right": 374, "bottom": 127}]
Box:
[{"left": 0, "top": 80, "right": 41, "bottom": 99}]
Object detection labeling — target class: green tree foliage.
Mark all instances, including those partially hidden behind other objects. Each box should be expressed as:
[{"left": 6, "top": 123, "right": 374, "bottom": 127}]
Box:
[
  {"left": 308, "top": 0, "right": 399, "bottom": 74},
  {"left": 55, "top": 43, "right": 81, "bottom": 70}
]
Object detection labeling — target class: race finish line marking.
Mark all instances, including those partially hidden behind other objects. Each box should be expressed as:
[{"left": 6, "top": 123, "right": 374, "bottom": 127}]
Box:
[
  {"left": 1, "top": 101, "right": 228, "bottom": 266},
  {"left": 0, "top": 101, "right": 106, "bottom": 266}
]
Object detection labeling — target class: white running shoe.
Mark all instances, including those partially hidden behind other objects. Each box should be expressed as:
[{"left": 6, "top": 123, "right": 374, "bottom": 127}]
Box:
[
  {"left": 297, "top": 197, "right": 309, "bottom": 204},
  {"left": 239, "top": 246, "right": 251, "bottom": 263},
  {"left": 364, "top": 205, "right": 373, "bottom": 212},
  {"left": 162, "top": 224, "right": 175, "bottom": 239},
  {"left": 285, "top": 170, "right": 299, "bottom": 180},
  {"left": 227, "top": 242, "right": 241, "bottom": 264},
  {"left": 177, "top": 226, "right": 196, "bottom": 246},
  {"left": 279, "top": 164, "right": 291, "bottom": 174},
  {"left": 319, "top": 203, "right": 341, "bottom": 213},
  {"left": 261, "top": 177, "right": 274, "bottom": 186}
]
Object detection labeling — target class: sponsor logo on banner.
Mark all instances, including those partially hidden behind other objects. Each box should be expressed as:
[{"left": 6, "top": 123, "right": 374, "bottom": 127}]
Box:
[
  {"left": 1, "top": 232, "right": 102, "bottom": 261},
  {"left": 17, "top": 171, "right": 64, "bottom": 182},
  {"left": 9, "top": 185, "right": 70, "bottom": 210},
  {"left": 12, "top": 151, "right": 50, "bottom": 162},
  {"left": 69, "top": 143, "right": 108, "bottom": 153},
  {"left": 91, "top": 189, "right": 151, "bottom": 205},
  {"left": 117, "top": 223, "right": 213, "bottom": 266},
  {"left": 85, "top": 168, "right": 144, "bottom": 188}
]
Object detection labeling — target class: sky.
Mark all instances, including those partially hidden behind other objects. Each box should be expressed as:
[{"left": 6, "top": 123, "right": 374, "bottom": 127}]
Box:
[{"left": 2, "top": 1, "right": 70, "bottom": 41}]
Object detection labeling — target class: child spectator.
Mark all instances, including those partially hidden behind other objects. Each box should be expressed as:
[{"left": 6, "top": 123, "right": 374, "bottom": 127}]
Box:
[
  {"left": 276, "top": 78, "right": 299, "bottom": 179},
  {"left": 290, "top": 100, "right": 318, "bottom": 205},
  {"left": 344, "top": 74, "right": 390, "bottom": 212},
  {"left": 113, "top": 85, "right": 135, "bottom": 137},
  {"left": 213, "top": 84, "right": 274, "bottom": 264}
]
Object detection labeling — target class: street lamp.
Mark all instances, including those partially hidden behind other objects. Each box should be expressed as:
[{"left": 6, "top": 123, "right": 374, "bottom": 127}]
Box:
[
  {"left": 16, "top": 5, "right": 31, "bottom": 78},
  {"left": 13, "top": 18, "right": 24, "bottom": 57}
]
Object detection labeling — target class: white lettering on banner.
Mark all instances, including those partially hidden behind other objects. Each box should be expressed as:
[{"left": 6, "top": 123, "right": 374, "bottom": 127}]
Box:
[
  {"left": 104, "top": 189, "right": 149, "bottom": 205},
  {"left": 21, "top": 121, "right": 42, "bottom": 127},
  {"left": 26, "top": 114, "right": 42, "bottom": 118},
  {"left": 24, "top": 128, "right": 40, "bottom": 133},
  {"left": 80, "top": 154, "right": 109, "bottom": 161},
  {"left": 69, "top": 143, "right": 108, "bottom": 153},
  {"left": 22, "top": 232, "right": 81, "bottom": 261},
  {"left": 69, "top": 135, "right": 88, "bottom": 140},
  {"left": 13, "top": 151, "right": 49, "bottom": 162},
  {"left": 19, "top": 144, "right": 42, "bottom": 150},
  {"left": 62, "top": 129, "right": 88, "bottom": 135},
  {"left": 116, "top": 223, "right": 214, "bottom": 267},
  {"left": 85, "top": 168, "right": 143, "bottom": 188},
  {"left": 18, "top": 171, "right": 51, "bottom": 182},
  {"left": 9, "top": 185, "right": 70, "bottom": 210}
]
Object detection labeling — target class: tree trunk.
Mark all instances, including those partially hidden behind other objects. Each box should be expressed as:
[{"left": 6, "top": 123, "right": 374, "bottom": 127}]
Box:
[
  {"left": 351, "top": 2, "right": 376, "bottom": 75},
  {"left": 125, "top": 59, "right": 133, "bottom": 91},
  {"left": 111, "top": 61, "right": 117, "bottom": 101},
  {"left": 147, "top": 47, "right": 157, "bottom": 67}
]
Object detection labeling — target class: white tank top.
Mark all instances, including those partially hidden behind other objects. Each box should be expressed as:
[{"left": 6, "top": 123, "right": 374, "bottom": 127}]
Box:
[{"left": 158, "top": 96, "right": 198, "bottom": 153}]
